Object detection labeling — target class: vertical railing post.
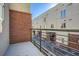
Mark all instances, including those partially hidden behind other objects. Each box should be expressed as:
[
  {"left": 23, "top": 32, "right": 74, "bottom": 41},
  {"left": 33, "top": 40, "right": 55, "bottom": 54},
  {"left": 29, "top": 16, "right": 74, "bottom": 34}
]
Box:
[
  {"left": 31, "top": 29, "right": 33, "bottom": 42},
  {"left": 33, "top": 30, "right": 35, "bottom": 35},
  {"left": 39, "top": 26, "right": 42, "bottom": 51}
]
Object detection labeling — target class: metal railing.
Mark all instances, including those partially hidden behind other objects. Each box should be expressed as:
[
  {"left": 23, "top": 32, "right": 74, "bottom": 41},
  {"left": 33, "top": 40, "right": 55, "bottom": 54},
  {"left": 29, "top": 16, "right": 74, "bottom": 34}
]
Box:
[{"left": 32, "top": 28, "right": 79, "bottom": 56}]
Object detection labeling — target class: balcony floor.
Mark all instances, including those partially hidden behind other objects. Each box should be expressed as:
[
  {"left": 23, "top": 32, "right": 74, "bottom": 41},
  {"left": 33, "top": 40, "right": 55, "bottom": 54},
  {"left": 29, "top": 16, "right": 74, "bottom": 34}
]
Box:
[{"left": 4, "top": 42, "right": 44, "bottom": 56}]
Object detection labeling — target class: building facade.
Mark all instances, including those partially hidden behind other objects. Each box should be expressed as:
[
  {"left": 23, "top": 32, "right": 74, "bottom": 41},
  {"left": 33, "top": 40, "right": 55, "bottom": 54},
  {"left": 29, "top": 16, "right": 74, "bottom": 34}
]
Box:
[
  {"left": 33, "top": 3, "right": 79, "bottom": 50},
  {"left": 33, "top": 3, "right": 79, "bottom": 29}
]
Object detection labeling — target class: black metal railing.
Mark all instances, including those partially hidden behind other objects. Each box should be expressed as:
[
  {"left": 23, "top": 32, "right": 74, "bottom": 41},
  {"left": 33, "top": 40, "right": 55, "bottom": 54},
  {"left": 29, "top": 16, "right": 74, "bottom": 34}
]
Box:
[{"left": 32, "top": 28, "right": 79, "bottom": 56}]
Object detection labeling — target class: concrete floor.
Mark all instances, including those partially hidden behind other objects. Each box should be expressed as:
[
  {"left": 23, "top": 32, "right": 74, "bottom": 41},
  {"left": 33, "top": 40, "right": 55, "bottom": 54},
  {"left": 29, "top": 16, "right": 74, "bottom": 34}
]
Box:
[{"left": 4, "top": 42, "right": 44, "bottom": 56}]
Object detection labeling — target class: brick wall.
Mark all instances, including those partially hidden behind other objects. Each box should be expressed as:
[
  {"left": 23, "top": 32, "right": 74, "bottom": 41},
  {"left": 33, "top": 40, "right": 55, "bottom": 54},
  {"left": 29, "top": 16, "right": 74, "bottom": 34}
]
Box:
[
  {"left": 9, "top": 10, "right": 32, "bottom": 44},
  {"left": 68, "top": 34, "right": 79, "bottom": 50}
]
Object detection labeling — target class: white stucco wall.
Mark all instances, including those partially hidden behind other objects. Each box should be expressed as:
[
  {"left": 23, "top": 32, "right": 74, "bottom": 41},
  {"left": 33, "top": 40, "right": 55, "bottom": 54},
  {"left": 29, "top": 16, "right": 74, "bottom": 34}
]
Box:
[
  {"left": 33, "top": 3, "right": 79, "bottom": 29},
  {"left": 0, "top": 4, "right": 9, "bottom": 55},
  {"left": 33, "top": 3, "right": 79, "bottom": 45},
  {"left": 9, "top": 3, "right": 30, "bottom": 13}
]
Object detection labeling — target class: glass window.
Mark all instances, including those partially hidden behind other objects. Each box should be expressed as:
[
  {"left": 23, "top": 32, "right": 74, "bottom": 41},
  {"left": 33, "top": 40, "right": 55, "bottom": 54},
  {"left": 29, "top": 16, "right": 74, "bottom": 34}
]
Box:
[
  {"left": 60, "top": 11, "right": 62, "bottom": 18},
  {"left": 63, "top": 9, "right": 66, "bottom": 17},
  {"left": 51, "top": 24, "right": 54, "bottom": 28},
  {"left": 44, "top": 17, "right": 46, "bottom": 22},
  {"left": 60, "top": 9, "right": 66, "bottom": 19}
]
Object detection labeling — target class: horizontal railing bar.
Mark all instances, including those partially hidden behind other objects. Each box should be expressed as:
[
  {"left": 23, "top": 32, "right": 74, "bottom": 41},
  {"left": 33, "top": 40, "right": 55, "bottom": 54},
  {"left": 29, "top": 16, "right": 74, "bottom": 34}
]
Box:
[
  {"left": 36, "top": 35, "right": 79, "bottom": 45},
  {"left": 36, "top": 33, "right": 79, "bottom": 39},
  {"left": 33, "top": 32, "right": 79, "bottom": 39},
  {"left": 35, "top": 34, "right": 79, "bottom": 39},
  {"left": 56, "top": 38, "right": 79, "bottom": 45},
  {"left": 34, "top": 36, "right": 79, "bottom": 52},
  {"left": 39, "top": 36, "right": 79, "bottom": 47},
  {"left": 32, "top": 28, "right": 79, "bottom": 55},
  {"left": 53, "top": 49, "right": 65, "bottom": 55},
  {"left": 54, "top": 47, "right": 75, "bottom": 55},
  {"left": 32, "top": 28, "right": 79, "bottom": 32},
  {"left": 55, "top": 41, "right": 79, "bottom": 53},
  {"left": 32, "top": 40, "right": 56, "bottom": 56},
  {"left": 56, "top": 34, "right": 68, "bottom": 37},
  {"left": 32, "top": 39, "right": 76, "bottom": 56},
  {"left": 33, "top": 40, "right": 66, "bottom": 56},
  {"left": 34, "top": 37, "right": 79, "bottom": 51}
]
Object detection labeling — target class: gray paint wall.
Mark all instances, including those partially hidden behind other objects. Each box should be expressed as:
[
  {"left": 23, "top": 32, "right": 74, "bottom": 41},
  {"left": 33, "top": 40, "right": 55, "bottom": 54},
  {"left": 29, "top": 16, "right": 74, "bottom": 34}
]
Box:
[{"left": 0, "top": 4, "right": 9, "bottom": 55}]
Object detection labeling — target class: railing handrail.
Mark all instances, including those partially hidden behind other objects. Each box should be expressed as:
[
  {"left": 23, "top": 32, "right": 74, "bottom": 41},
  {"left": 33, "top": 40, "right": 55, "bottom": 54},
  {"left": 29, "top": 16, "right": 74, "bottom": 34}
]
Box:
[
  {"left": 32, "top": 28, "right": 79, "bottom": 56},
  {"left": 32, "top": 28, "right": 79, "bottom": 32}
]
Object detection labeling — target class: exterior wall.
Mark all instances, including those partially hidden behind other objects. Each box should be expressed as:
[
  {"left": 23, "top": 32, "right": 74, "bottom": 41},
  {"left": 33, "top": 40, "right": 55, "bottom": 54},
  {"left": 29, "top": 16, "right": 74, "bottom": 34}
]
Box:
[
  {"left": 0, "top": 4, "right": 9, "bottom": 55},
  {"left": 33, "top": 3, "right": 79, "bottom": 47},
  {"left": 68, "top": 34, "right": 79, "bottom": 50},
  {"left": 33, "top": 3, "right": 79, "bottom": 29},
  {"left": 9, "top": 3, "right": 30, "bottom": 13},
  {"left": 9, "top": 3, "right": 32, "bottom": 44},
  {"left": 56, "top": 4, "right": 79, "bottom": 29}
]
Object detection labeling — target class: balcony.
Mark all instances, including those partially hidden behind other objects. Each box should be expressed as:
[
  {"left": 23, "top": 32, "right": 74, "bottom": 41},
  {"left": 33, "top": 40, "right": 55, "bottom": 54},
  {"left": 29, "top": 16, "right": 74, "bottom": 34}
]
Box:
[
  {"left": 4, "top": 42, "right": 44, "bottom": 56},
  {"left": 32, "top": 28, "right": 79, "bottom": 56},
  {"left": 3, "top": 28, "right": 79, "bottom": 56}
]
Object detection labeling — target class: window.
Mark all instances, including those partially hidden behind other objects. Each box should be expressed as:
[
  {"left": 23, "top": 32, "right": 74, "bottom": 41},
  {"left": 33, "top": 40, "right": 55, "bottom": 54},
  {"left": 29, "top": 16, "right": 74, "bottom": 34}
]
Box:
[
  {"left": 60, "top": 9, "right": 66, "bottom": 19},
  {"left": 63, "top": 9, "right": 66, "bottom": 17},
  {"left": 51, "top": 24, "right": 54, "bottom": 28},
  {"left": 61, "top": 23, "right": 66, "bottom": 28},
  {"left": 60, "top": 11, "right": 62, "bottom": 18},
  {"left": 44, "top": 17, "right": 46, "bottom": 22}
]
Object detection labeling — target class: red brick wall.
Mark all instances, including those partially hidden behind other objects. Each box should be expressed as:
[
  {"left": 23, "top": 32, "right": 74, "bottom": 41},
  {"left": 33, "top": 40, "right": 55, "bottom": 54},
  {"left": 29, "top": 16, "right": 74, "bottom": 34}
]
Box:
[
  {"left": 68, "top": 34, "right": 79, "bottom": 50},
  {"left": 9, "top": 10, "right": 32, "bottom": 44}
]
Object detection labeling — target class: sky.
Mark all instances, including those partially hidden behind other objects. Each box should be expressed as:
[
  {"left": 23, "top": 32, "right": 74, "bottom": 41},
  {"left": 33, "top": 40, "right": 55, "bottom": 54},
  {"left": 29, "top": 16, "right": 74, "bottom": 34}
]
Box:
[{"left": 30, "top": 3, "right": 58, "bottom": 20}]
